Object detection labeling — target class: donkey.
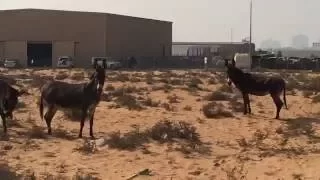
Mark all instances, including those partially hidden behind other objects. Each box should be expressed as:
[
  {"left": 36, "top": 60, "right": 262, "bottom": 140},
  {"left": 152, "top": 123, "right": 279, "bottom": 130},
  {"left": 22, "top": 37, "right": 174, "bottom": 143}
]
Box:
[
  {"left": 0, "top": 79, "right": 29, "bottom": 133},
  {"left": 225, "top": 59, "right": 287, "bottom": 119},
  {"left": 39, "top": 64, "right": 106, "bottom": 138}
]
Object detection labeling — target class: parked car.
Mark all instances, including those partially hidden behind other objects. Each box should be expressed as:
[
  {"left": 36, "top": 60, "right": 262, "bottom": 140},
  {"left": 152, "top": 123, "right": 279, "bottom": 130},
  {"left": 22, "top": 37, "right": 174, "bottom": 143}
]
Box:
[
  {"left": 56, "top": 56, "right": 74, "bottom": 68},
  {"left": 3, "top": 58, "right": 19, "bottom": 68},
  {"left": 91, "top": 57, "right": 122, "bottom": 69},
  {"left": 106, "top": 59, "right": 122, "bottom": 70}
]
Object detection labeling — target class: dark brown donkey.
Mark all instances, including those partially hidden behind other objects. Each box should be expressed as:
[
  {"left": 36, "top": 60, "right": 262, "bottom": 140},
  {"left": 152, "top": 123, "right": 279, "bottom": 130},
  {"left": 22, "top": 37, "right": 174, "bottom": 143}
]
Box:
[
  {"left": 39, "top": 64, "right": 106, "bottom": 138},
  {"left": 0, "top": 79, "right": 29, "bottom": 133},
  {"left": 225, "top": 59, "right": 287, "bottom": 119}
]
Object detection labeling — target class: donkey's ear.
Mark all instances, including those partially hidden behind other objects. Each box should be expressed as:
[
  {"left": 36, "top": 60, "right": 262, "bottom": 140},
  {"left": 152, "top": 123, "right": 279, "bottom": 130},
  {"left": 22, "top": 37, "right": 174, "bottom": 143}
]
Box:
[{"left": 231, "top": 59, "right": 236, "bottom": 67}]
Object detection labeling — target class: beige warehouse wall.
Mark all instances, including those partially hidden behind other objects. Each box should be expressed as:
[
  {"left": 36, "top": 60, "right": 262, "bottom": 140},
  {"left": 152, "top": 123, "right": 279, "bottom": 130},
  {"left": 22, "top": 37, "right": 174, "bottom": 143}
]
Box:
[
  {"left": 106, "top": 14, "right": 172, "bottom": 58},
  {"left": 0, "top": 9, "right": 172, "bottom": 67},
  {"left": 52, "top": 41, "right": 75, "bottom": 67},
  {"left": 0, "top": 9, "right": 106, "bottom": 67},
  {"left": 4, "top": 41, "right": 27, "bottom": 67}
]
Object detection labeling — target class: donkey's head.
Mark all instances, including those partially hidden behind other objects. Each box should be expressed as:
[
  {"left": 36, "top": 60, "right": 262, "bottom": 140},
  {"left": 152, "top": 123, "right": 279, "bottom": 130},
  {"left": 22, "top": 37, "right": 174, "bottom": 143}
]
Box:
[
  {"left": 4, "top": 87, "right": 29, "bottom": 119},
  {"left": 224, "top": 59, "right": 244, "bottom": 87},
  {"left": 88, "top": 65, "right": 106, "bottom": 94}
]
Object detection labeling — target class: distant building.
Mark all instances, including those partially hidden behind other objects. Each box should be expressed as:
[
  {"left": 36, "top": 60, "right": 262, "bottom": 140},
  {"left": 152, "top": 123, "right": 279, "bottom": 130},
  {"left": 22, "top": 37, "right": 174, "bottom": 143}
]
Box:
[
  {"left": 292, "top": 34, "right": 309, "bottom": 49},
  {"left": 260, "top": 39, "right": 281, "bottom": 50},
  {"left": 172, "top": 42, "right": 255, "bottom": 59},
  {"left": 274, "top": 48, "right": 320, "bottom": 58},
  {"left": 312, "top": 42, "right": 320, "bottom": 48},
  {"left": 0, "top": 8, "right": 172, "bottom": 67}
]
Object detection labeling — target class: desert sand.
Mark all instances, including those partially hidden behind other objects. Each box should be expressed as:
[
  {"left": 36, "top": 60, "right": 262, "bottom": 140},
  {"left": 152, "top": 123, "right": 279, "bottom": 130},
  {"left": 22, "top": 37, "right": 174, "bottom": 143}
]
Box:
[{"left": 0, "top": 68, "right": 320, "bottom": 180}]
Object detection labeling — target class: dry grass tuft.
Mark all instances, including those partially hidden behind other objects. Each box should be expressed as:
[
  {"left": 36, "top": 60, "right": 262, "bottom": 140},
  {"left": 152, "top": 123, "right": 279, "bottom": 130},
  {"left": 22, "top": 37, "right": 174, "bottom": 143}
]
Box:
[
  {"left": 217, "top": 84, "right": 233, "bottom": 93},
  {"left": 312, "top": 94, "right": 320, "bottom": 103},
  {"left": 55, "top": 72, "right": 69, "bottom": 80},
  {"left": 161, "top": 102, "right": 176, "bottom": 112},
  {"left": 204, "top": 91, "right": 230, "bottom": 101},
  {"left": 183, "top": 105, "right": 192, "bottom": 111},
  {"left": 106, "top": 120, "right": 210, "bottom": 155},
  {"left": 104, "top": 84, "right": 115, "bottom": 91},
  {"left": 74, "top": 139, "right": 97, "bottom": 154},
  {"left": 202, "top": 102, "right": 234, "bottom": 118},
  {"left": 70, "top": 72, "right": 85, "bottom": 81},
  {"left": 167, "top": 94, "right": 180, "bottom": 103},
  {"left": 115, "top": 94, "right": 143, "bottom": 110},
  {"left": 141, "top": 97, "right": 160, "bottom": 107}
]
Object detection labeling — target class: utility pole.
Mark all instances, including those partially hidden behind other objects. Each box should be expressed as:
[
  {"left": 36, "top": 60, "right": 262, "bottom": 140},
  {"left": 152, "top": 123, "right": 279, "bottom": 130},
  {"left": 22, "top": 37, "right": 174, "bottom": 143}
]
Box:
[
  {"left": 249, "top": 0, "right": 253, "bottom": 70},
  {"left": 231, "top": 28, "right": 233, "bottom": 43}
]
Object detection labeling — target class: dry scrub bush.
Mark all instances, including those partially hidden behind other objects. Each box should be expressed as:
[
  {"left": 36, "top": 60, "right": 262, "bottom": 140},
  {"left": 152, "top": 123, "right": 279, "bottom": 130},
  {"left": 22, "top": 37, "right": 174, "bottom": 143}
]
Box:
[
  {"left": 141, "top": 97, "right": 160, "bottom": 107},
  {"left": 145, "top": 73, "right": 154, "bottom": 85},
  {"left": 218, "top": 84, "right": 233, "bottom": 93},
  {"left": 303, "top": 90, "right": 313, "bottom": 98},
  {"left": 70, "top": 72, "right": 85, "bottom": 81},
  {"left": 115, "top": 94, "right": 143, "bottom": 110},
  {"left": 170, "top": 78, "right": 184, "bottom": 86},
  {"left": 106, "top": 120, "right": 208, "bottom": 155},
  {"left": 167, "top": 94, "right": 180, "bottom": 103},
  {"left": 55, "top": 72, "right": 69, "bottom": 80},
  {"left": 183, "top": 105, "right": 192, "bottom": 111},
  {"left": 148, "top": 120, "right": 200, "bottom": 143},
  {"left": 312, "top": 94, "right": 320, "bottom": 103},
  {"left": 106, "top": 127, "right": 148, "bottom": 150},
  {"left": 104, "top": 84, "right": 115, "bottom": 91},
  {"left": 111, "top": 85, "right": 141, "bottom": 97},
  {"left": 207, "top": 77, "right": 217, "bottom": 85},
  {"left": 187, "top": 78, "right": 203, "bottom": 89},
  {"left": 204, "top": 91, "right": 230, "bottom": 101},
  {"left": 129, "top": 76, "right": 141, "bottom": 83},
  {"left": 202, "top": 102, "right": 234, "bottom": 118},
  {"left": 161, "top": 102, "right": 176, "bottom": 112},
  {"left": 151, "top": 84, "right": 173, "bottom": 93},
  {"left": 74, "top": 139, "right": 97, "bottom": 154},
  {"left": 229, "top": 99, "right": 243, "bottom": 113}
]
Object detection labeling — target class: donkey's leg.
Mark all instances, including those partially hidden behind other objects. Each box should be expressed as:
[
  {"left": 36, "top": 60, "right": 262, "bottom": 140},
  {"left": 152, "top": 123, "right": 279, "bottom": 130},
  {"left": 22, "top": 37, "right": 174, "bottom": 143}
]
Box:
[
  {"left": 88, "top": 106, "right": 97, "bottom": 139},
  {"left": 242, "top": 93, "right": 248, "bottom": 115},
  {"left": 78, "top": 107, "right": 88, "bottom": 138},
  {"left": 0, "top": 100, "right": 7, "bottom": 133},
  {"left": 0, "top": 110, "right": 7, "bottom": 134},
  {"left": 44, "top": 105, "right": 57, "bottom": 135},
  {"left": 271, "top": 93, "right": 283, "bottom": 119},
  {"left": 244, "top": 94, "right": 252, "bottom": 114}
]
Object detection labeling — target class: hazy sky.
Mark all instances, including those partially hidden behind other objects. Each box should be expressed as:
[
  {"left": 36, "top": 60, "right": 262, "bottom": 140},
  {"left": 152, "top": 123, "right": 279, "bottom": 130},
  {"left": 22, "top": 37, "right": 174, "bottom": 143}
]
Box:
[{"left": 1, "top": 0, "right": 319, "bottom": 48}]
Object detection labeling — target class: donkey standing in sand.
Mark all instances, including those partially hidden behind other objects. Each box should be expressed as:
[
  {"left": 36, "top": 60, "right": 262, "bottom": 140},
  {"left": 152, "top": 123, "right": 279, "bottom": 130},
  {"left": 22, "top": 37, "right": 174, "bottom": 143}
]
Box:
[
  {"left": 225, "top": 59, "right": 287, "bottom": 119},
  {"left": 39, "top": 63, "right": 106, "bottom": 138}
]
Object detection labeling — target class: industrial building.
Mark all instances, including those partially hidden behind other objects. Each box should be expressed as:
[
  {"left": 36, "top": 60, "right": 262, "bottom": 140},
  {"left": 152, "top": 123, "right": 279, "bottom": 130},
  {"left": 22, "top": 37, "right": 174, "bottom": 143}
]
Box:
[
  {"left": 172, "top": 42, "right": 255, "bottom": 59},
  {"left": 0, "top": 8, "right": 172, "bottom": 67}
]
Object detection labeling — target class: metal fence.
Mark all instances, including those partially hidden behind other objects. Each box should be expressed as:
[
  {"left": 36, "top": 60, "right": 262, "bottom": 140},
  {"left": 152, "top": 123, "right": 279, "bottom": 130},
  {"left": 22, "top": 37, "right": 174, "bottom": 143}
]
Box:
[{"left": 116, "top": 56, "right": 320, "bottom": 72}]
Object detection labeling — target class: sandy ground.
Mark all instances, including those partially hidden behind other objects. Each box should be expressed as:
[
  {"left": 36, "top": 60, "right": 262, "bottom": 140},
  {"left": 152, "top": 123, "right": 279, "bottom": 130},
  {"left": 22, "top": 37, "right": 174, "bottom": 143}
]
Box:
[{"left": 0, "top": 68, "right": 320, "bottom": 180}]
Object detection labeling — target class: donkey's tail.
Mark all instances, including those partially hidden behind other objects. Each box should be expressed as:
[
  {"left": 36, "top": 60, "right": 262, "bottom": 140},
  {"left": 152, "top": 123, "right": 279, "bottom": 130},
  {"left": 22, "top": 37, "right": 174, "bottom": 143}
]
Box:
[
  {"left": 39, "top": 94, "right": 44, "bottom": 120},
  {"left": 283, "top": 82, "right": 288, "bottom": 109}
]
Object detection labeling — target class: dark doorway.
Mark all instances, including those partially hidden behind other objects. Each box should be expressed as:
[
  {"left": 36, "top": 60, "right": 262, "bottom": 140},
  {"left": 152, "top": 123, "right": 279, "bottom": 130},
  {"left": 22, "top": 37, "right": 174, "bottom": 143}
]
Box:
[{"left": 27, "top": 43, "right": 52, "bottom": 67}]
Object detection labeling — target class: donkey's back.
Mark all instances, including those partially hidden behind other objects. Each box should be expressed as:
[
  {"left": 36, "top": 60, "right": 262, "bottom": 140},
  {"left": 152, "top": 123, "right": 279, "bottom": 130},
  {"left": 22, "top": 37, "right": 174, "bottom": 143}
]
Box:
[
  {"left": 41, "top": 81, "right": 90, "bottom": 108},
  {"left": 242, "top": 73, "right": 286, "bottom": 95}
]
